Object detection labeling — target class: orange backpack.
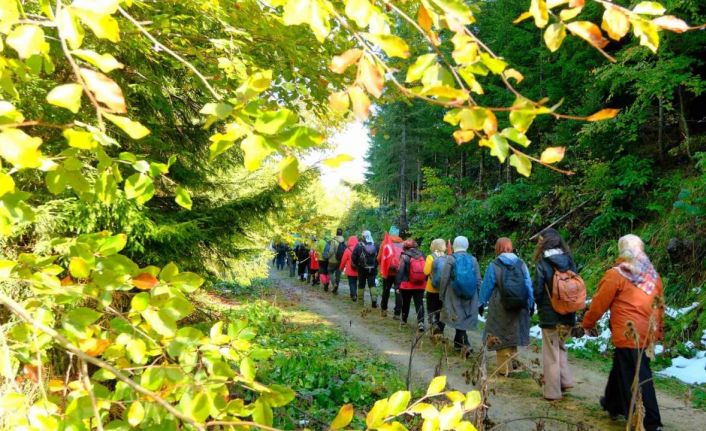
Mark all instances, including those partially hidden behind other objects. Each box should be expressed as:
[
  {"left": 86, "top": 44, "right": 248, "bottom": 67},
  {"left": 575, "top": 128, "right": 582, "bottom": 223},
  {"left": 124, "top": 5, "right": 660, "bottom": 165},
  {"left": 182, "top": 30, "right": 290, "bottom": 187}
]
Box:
[{"left": 548, "top": 268, "right": 586, "bottom": 315}]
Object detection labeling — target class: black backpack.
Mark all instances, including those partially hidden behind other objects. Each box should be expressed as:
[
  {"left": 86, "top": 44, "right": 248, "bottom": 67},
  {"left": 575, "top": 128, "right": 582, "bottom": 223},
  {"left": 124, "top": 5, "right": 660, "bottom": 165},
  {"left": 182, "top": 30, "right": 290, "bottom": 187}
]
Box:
[
  {"left": 357, "top": 243, "right": 377, "bottom": 270},
  {"left": 335, "top": 241, "right": 346, "bottom": 262},
  {"left": 493, "top": 258, "right": 528, "bottom": 311}
]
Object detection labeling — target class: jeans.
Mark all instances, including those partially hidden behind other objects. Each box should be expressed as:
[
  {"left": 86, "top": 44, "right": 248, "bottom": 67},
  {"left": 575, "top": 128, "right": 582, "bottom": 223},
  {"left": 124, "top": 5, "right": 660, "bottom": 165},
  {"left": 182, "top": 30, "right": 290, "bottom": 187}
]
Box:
[
  {"left": 426, "top": 291, "right": 444, "bottom": 332},
  {"left": 358, "top": 268, "right": 377, "bottom": 303},
  {"left": 275, "top": 255, "right": 285, "bottom": 270},
  {"left": 381, "top": 275, "right": 401, "bottom": 315},
  {"left": 454, "top": 330, "right": 470, "bottom": 350},
  {"left": 400, "top": 289, "right": 424, "bottom": 324},
  {"left": 347, "top": 275, "right": 358, "bottom": 299},
  {"left": 328, "top": 263, "right": 341, "bottom": 290}
]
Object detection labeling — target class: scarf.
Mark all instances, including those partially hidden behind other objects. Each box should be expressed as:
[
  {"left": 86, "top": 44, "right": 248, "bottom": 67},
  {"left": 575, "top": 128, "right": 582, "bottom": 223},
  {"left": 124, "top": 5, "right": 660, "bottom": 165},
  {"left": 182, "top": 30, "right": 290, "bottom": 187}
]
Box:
[{"left": 614, "top": 255, "right": 657, "bottom": 295}]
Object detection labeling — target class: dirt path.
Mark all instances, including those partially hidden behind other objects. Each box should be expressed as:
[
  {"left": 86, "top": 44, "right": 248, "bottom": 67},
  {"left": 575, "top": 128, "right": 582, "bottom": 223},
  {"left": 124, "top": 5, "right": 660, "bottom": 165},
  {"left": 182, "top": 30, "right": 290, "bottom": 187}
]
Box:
[{"left": 271, "top": 271, "right": 704, "bottom": 430}]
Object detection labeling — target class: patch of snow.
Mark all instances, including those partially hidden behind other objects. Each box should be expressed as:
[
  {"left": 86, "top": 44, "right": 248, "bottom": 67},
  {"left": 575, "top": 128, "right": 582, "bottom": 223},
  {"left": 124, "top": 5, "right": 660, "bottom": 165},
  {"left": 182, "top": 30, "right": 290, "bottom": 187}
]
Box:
[
  {"left": 654, "top": 344, "right": 664, "bottom": 355},
  {"left": 478, "top": 314, "right": 486, "bottom": 323},
  {"left": 665, "top": 302, "right": 699, "bottom": 319},
  {"left": 701, "top": 329, "right": 706, "bottom": 346},
  {"left": 567, "top": 314, "right": 611, "bottom": 353},
  {"left": 658, "top": 352, "right": 706, "bottom": 385},
  {"left": 529, "top": 325, "right": 541, "bottom": 339},
  {"left": 686, "top": 340, "right": 696, "bottom": 349},
  {"left": 692, "top": 286, "right": 702, "bottom": 294}
]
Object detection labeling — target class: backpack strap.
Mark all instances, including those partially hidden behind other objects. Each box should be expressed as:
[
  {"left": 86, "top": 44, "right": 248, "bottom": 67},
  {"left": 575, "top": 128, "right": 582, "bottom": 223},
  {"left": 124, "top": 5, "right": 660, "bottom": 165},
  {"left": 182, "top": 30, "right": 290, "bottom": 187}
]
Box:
[{"left": 493, "top": 259, "right": 503, "bottom": 289}]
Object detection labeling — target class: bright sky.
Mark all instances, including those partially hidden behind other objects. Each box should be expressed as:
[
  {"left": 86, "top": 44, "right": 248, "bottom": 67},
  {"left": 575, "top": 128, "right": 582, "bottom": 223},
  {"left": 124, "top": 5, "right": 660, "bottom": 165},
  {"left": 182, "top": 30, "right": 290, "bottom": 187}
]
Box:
[{"left": 317, "top": 121, "right": 370, "bottom": 190}]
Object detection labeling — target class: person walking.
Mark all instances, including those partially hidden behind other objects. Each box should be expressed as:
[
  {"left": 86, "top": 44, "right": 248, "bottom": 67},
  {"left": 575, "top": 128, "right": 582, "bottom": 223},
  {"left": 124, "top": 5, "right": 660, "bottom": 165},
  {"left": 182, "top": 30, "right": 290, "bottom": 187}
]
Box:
[
  {"left": 440, "top": 236, "right": 481, "bottom": 355},
  {"left": 533, "top": 228, "right": 578, "bottom": 400},
  {"left": 287, "top": 245, "right": 296, "bottom": 278},
  {"left": 308, "top": 240, "right": 320, "bottom": 286},
  {"left": 424, "top": 239, "right": 447, "bottom": 335},
  {"left": 294, "top": 241, "right": 309, "bottom": 282},
  {"left": 275, "top": 242, "right": 287, "bottom": 270},
  {"left": 316, "top": 236, "right": 330, "bottom": 291},
  {"left": 583, "top": 234, "right": 664, "bottom": 431},
  {"left": 352, "top": 230, "right": 379, "bottom": 308},
  {"left": 479, "top": 237, "right": 533, "bottom": 376},
  {"left": 327, "top": 228, "right": 346, "bottom": 294},
  {"left": 379, "top": 233, "right": 403, "bottom": 319},
  {"left": 395, "top": 239, "right": 427, "bottom": 331},
  {"left": 339, "top": 236, "right": 360, "bottom": 301}
]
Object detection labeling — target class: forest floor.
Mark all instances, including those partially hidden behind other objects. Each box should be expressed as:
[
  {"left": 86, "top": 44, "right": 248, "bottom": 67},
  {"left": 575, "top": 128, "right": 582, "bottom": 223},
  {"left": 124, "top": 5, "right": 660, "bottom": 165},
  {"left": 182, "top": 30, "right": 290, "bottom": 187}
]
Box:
[{"left": 269, "top": 270, "right": 706, "bottom": 431}]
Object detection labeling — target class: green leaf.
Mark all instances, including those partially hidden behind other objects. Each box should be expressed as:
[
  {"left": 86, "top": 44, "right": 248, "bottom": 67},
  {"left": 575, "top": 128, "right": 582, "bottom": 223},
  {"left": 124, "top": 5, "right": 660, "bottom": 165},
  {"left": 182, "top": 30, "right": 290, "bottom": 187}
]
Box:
[
  {"left": 479, "top": 53, "right": 506, "bottom": 74},
  {"left": 69, "top": 257, "right": 91, "bottom": 278},
  {"left": 208, "top": 140, "right": 235, "bottom": 161},
  {"left": 252, "top": 399, "right": 273, "bottom": 426},
  {"left": 406, "top": 54, "right": 437, "bottom": 83},
  {"left": 6, "top": 25, "right": 46, "bottom": 59},
  {"left": 254, "top": 109, "right": 296, "bottom": 135},
  {"left": 387, "top": 391, "right": 411, "bottom": 415},
  {"left": 509, "top": 153, "right": 532, "bottom": 177},
  {"left": 262, "top": 384, "right": 295, "bottom": 408},
  {"left": 241, "top": 134, "right": 274, "bottom": 171},
  {"left": 277, "top": 156, "right": 299, "bottom": 191},
  {"left": 363, "top": 33, "right": 411, "bottom": 59},
  {"left": 124, "top": 173, "right": 155, "bottom": 205},
  {"left": 500, "top": 128, "right": 531, "bottom": 147},
  {"left": 331, "top": 404, "right": 354, "bottom": 430},
  {"left": 74, "top": 10, "right": 120, "bottom": 42},
  {"left": 98, "top": 234, "right": 127, "bottom": 256},
  {"left": 72, "top": 49, "right": 124, "bottom": 73},
  {"left": 142, "top": 308, "right": 177, "bottom": 337},
  {"left": 104, "top": 113, "right": 150, "bottom": 140},
  {"left": 240, "top": 357, "right": 256, "bottom": 382},
  {"left": 46, "top": 84, "right": 83, "bottom": 113},
  {"left": 509, "top": 98, "right": 537, "bottom": 133},
  {"left": 481, "top": 134, "right": 510, "bottom": 163},
  {"left": 345, "top": 0, "right": 378, "bottom": 28},
  {"left": 45, "top": 169, "right": 67, "bottom": 195},
  {"left": 175, "top": 186, "right": 192, "bottom": 210},
  {"left": 126, "top": 338, "right": 147, "bottom": 364},
  {"left": 170, "top": 272, "right": 204, "bottom": 293},
  {"left": 426, "top": 376, "right": 446, "bottom": 396},
  {"left": 127, "top": 400, "right": 145, "bottom": 427},
  {"left": 131, "top": 292, "right": 150, "bottom": 312},
  {"left": 431, "top": 0, "right": 474, "bottom": 24},
  {"left": 0, "top": 129, "right": 44, "bottom": 169}
]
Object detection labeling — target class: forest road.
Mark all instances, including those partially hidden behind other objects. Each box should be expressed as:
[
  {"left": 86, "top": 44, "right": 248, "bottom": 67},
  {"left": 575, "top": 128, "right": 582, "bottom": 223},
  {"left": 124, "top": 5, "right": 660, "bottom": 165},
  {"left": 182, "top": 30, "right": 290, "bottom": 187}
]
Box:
[{"left": 271, "top": 271, "right": 705, "bottom": 431}]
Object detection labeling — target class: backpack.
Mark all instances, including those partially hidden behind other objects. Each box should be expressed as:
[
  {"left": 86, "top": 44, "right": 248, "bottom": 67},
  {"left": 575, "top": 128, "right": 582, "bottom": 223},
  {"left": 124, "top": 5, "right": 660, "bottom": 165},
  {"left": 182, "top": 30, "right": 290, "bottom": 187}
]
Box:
[
  {"left": 357, "top": 243, "right": 377, "bottom": 270},
  {"left": 549, "top": 266, "right": 586, "bottom": 315},
  {"left": 451, "top": 253, "right": 477, "bottom": 300},
  {"left": 387, "top": 243, "right": 403, "bottom": 275},
  {"left": 494, "top": 259, "right": 528, "bottom": 311},
  {"left": 431, "top": 255, "right": 446, "bottom": 289},
  {"left": 407, "top": 255, "right": 426, "bottom": 285},
  {"left": 323, "top": 241, "right": 333, "bottom": 260},
  {"left": 335, "top": 241, "right": 346, "bottom": 262}
]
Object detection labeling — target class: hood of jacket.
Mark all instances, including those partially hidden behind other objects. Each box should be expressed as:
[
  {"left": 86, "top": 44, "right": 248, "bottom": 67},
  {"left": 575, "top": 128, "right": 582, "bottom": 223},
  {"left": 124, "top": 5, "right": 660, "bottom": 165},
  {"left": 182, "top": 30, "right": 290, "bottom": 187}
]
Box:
[
  {"left": 334, "top": 235, "right": 345, "bottom": 243},
  {"left": 497, "top": 252, "right": 521, "bottom": 265},
  {"left": 543, "top": 249, "right": 572, "bottom": 271},
  {"left": 347, "top": 236, "right": 359, "bottom": 248},
  {"left": 404, "top": 248, "right": 424, "bottom": 258}
]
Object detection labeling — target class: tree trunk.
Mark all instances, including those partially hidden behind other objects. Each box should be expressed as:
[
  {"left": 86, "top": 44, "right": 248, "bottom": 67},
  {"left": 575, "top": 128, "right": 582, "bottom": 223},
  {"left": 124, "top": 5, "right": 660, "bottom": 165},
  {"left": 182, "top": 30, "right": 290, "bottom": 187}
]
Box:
[
  {"left": 657, "top": 96, "right": 664, "bottom": 159},
  {"left": 506, "top": 158, "right": 511, "bottom": 184},
  {"left": 478, "top": 151, "right": 484, "bottom": 187},
  {"left": 678, "top": 86, "right": 692, "bottom": 159},
  {"left": 416, "top": 157, "right": 421, "bottom": 202},
  {"left": 399, "top": 113, "right": 409, "bottom": 234},
  {"left": 461, "top": 149, "right": 467, "bottom": 179}
]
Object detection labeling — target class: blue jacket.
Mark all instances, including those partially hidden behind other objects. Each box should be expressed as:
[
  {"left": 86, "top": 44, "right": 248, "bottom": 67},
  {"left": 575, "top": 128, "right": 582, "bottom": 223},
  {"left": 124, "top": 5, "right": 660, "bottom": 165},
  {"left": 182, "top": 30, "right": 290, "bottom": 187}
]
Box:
[{"left": 480, "top": 253, "right": 534, "bottom": 309}]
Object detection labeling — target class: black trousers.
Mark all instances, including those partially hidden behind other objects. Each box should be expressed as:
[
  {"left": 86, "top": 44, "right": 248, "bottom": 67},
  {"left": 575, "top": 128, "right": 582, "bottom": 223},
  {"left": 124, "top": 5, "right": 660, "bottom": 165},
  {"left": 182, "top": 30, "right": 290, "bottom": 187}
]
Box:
[
  {"left": 357, "top": 268, "right": 377, "bottom": 303},
  {"left": 454, "top": 330, "right": 469, "bottom": 349},
  {"left": 318, "top": 260, "right": 329, "bottom": 275},
  {"left": 347, "top": 275, "right": 358, "bottom": 299},
  {"left": 297, "top": 262, "right": 307, "bottom": 280},
  {"left": 328, "top": 263, "right": 341, "bottom": 289},
  {"left": 426, "top": 291, "right": 444, "bottom": 332},
  {"left": 603, "top": 348, "right": 662, "bottom": 431},
  {"left": 400, "top": 289, "right": 424, "bottom": 324},
  {"left": 381, "top": 275, "right": 401, "bottom": 315}
]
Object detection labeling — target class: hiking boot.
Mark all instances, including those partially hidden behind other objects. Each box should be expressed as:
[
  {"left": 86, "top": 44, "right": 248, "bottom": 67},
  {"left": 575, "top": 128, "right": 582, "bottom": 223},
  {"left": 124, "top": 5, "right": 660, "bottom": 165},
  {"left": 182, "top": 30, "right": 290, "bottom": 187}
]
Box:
[
  {"left": 371, "top": 301, "right": 378, "bottom": 309},
  {"left": 417, "top": 323, "right": 425, "bottom": 333},
  {"left": 599, "top": 397, "right": 620, "bottom": 421},
  {"left": 351, "top": 296, "right": 358, "bottom": 302},
  {"left": 323, "top": 284, "right": 329, "bottom": 292},
  {"left": 332, "top": 285, "right": 338, "bottom": 294},
  {"left": 381, "top": 310, "right": 387, "bottom": 317}
]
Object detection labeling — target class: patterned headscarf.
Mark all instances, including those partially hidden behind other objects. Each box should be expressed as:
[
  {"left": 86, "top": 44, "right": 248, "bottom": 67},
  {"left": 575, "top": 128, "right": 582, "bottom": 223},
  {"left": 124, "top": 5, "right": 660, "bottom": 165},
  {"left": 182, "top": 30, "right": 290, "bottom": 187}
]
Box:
[{"left": 614, "top": 234, "right": 658, "bottom": 295}]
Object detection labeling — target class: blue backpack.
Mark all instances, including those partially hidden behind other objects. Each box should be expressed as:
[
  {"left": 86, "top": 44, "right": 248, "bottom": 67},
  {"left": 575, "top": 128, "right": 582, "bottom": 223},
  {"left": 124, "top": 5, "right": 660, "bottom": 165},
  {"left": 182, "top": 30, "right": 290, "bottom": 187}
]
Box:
[
  {"left": 431, "top": 255, "right": 446, "bottom": 290},
  {"left": 452, "top": 253, "right": 477, "bottom": 300}
]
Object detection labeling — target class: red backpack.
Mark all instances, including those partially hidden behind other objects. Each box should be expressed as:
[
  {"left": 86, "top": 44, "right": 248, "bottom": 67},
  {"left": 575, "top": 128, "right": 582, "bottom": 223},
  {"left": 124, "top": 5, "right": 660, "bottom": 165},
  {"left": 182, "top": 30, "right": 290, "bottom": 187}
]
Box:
[
  {"left": 408, "top": 255, "right": 426, "bottom": 285},
  {"left": 387, "top": 243, "right": 403, "bottom": 275}
]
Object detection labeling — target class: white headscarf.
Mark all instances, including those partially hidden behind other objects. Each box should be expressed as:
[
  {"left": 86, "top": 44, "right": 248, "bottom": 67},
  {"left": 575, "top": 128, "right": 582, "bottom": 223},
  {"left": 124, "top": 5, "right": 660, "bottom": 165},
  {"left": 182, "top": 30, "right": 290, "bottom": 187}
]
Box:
[
  {"left": 362, "top": 230, "right": 374, "bottom": 245},
  {"left": 453, "top": 236, "right": 469, "bottom": 252}
]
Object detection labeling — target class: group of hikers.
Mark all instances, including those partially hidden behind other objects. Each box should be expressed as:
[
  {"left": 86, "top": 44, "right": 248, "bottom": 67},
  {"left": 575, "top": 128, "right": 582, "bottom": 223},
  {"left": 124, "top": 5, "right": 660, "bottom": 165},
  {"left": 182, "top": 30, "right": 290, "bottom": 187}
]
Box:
[{"left": 272, "top": 228, "right": 665, "bottom": 431}]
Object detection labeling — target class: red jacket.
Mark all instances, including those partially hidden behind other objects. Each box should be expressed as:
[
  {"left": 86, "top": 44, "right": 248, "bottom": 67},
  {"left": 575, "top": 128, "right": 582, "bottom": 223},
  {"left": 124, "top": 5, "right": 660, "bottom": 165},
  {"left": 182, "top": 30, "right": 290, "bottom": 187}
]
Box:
[
  {"left": 583, "top": 267, "right": 664, "bottom": 349},
  {"left": 309, "top": 250, "right": 319, "bottom": 270},
  {"left": 339, "top": 236, "right": 359, "bottom": 276}
]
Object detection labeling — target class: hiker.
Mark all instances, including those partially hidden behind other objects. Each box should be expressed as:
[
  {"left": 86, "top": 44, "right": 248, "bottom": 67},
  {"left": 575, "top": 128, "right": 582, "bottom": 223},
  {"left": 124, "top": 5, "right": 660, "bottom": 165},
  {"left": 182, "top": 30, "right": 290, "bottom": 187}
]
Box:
[
  {"left": 275, "top": 242, "right": 287, "bottom": 270},
  {"left": 339, "top": 236, "right": 360, "bottom": 301},
  {"left": 379, "top": 234, "right": 404, "bottom": 319},
  {"left": 582, "top": 234, "right": 664, "bottom": 431},
  {"left": 440, "top": 236, "right": 481, "bottom": 354},
  {"left": 316, "top": 236, "right": 330, "bottom": 291},
  {"left": 424, "top": 239, "right": 447, "bottom": 335},
  {"left": 352, "top": 230, "right": 379, "bottom": 308},
  {"left": 395, "top": 239, "right": 427, "bottom": 331},
  {"left": 533, "top": 228, "right": 579, "bottom": 400},
  {"left": 479, "top": 237, "right": 533, "bottom": 376},
  {"left": 294, "top": 241, "right": 309, "bottom": 281},
  {"left": 287, "top": 245, "right": 296, "bottom": 278},
  {"left": 325, "top": 229, "right": 346, "bottom": 294},
  {"left": 308, "top": 239, "right": 320, "bottom": 286}
]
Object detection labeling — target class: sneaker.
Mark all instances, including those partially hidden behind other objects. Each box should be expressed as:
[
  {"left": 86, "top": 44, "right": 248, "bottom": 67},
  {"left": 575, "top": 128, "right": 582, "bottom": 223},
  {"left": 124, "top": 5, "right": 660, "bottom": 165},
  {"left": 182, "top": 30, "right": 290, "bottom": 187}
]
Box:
[
  {"left": 417, "top": 323, "right": 425, "bottom": 333},
  {"left": 371, "top": 301, "right": 378, "bottom": 309}
]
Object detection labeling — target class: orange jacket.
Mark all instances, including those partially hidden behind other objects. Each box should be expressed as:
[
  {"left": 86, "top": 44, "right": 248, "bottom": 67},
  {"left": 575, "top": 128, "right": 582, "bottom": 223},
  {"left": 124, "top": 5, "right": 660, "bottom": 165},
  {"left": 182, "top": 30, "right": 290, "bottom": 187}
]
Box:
[
  {"left": 582, "top": 268, "right": 664, "bottom": 349},
  {"left": 339, "top": 236, "right": 359, "bottom": 277}
]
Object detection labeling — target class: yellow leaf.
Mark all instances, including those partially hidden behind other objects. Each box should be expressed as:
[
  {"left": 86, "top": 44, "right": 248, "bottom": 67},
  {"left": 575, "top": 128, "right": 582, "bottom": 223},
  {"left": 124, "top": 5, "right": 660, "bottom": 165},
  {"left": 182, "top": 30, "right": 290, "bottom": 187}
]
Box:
[
  {"left": 0, "top": 173, "right": 15, "bottom": 197},
  {"left": 540, "top": 147, "right": 566, "bottom": 164},
  {"left": 543, "top": 23, "right": 566, "bottom": 52},
  {"left": 632, "top": 1, "right": 666, "bottom": 16},
  {"left": 410, "top": 403, "right": 439, "bottom": 419},
  {"left": 283, "top": 0, "right": 331, "bottom": 42},
  {"left": 63, "top": 128, "right": 97, "bottom": 150},
  {"left": 446, "top": 391, "right": 465, "bottom": 403},
  {"left": 406, "top": 54, "right": 437, "bottom": 83},
  {"left": 364, "top": 33, "right": 411, "bottom": 59},
  {"left": 80, "top": 68, "right": 127, "bottom": 113},
  {"left": 277, "top": 156, "right": 299, "bottom": 191},
  {"left": 6, "top": 25, "right": 46, "bottom": 59},
  {"left": 463, "top": 391, "right": 482, "bottom": 411},
  {"left": 387, "top": 391, "right": 411, "bottom": 415},
  {"left": 559, "top": 7, "right": 582, "bottom": 21},
  {"left": 454, "top": 421, "right": 478, "bottom": 431},
  {"left": 331, "top": 404, "right": 354, "bottom": 430},
  {"left": 0, "top": 129, "right": 43, "bottom": 169},
  {"left": 57, "top": 8, "right": 84, "bottom": 49},
  {"left": 240, "top": 134, "right": 274, "bottom": 171},
  {"left": 330, "top": 48, "right": 363, "bottom": 74},
  {"left": 452, "top": 36, "right": 478, "bottom": 65},
  {"left": 453, "top": 130, "right": 474, "bottom": 145},
  {"left": 328, "top": 91, "right": 350, "bottom": 113},
  {"left": 46, "top": 84, "right": 83, "bottom": 114},
  {"left": 586, "top": 108, "right": 620, "bottom": 121},
  {"left": 529, "top": 0, "right": 549, "bottom": 28},
  {"left": 480, "top": 134, "right": 510, "bottom": 163},
  {"left": 547, "top": 0, "right": 569, "bottom": 8},
  {"left": 349, "top": 86, "right": 371, "bottom": 120},
  {"left": 438, "top": 404, "right": 463, "bottom": 430},
  {"left": 72, "top": 0, "right": 120, "bottom": 15},
  {"left": 366, "top": 398, "right": 388, "bottom": 429},
  {"left": 418, "top": 5, "right": 433, "bottom": 32},
  {"left": 509, "top": 153, "right": 532, "bottom": 177},
  {"left": 127, "top": 400, "right": 145, "bottom": 427},
  {"left": 567, "top": 21, "right": 608, "bottom": 49},
  {"left": 502, "top": 68, "right": 524, "bottom": 83},
  {"left": 601, "top": 7, "right": 630, "bottom": 41},
  {"left": 426, "top": 375, "right": 446, "bottom": 396},
  {"left": 652, "top": 15, "right": 689, "bottom": 33},
  {"left": 513, "top": 11, "right": 533, "bottom": 24},
  {"left": 358, "top": 55, "right": 384, "bottom": 98},
  {"left": 74, "top": 10, "right": 120, "bottom": 42},
  {"left": 322, "top": 154, "right": 354, "bottom": 168},
  {"left": 345, "top": 0, "right": 378, "bottom": 28},
  {"left": 72, "top": 49, "right": 124, "bottom": 73},
  {"left": 104, "top": 113, "right": 151, "bottom": 139},
  {"left": 421, "top": 85, "right": 469, "bottom": 102}
]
